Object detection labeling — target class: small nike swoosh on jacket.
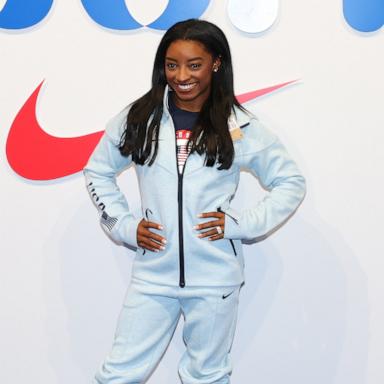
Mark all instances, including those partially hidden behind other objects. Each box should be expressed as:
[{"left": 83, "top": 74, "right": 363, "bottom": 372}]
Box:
[{"left": 222, "top": 291, "right": 234, "bottom": 299}]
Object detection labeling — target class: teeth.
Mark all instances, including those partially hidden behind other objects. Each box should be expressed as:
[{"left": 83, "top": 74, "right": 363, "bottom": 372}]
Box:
[{"left": 178, "top": 83, "right": 195, "bottom": 90}]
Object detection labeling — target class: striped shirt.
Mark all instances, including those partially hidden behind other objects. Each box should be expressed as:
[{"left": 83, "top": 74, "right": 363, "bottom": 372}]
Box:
[{"left": 168, "top": 94, "right": 199, "bottom": 174}]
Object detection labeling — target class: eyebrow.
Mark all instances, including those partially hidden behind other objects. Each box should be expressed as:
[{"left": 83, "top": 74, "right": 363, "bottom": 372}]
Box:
[{"left": 165, "top": 57, "right": 204, "bottom": 62}]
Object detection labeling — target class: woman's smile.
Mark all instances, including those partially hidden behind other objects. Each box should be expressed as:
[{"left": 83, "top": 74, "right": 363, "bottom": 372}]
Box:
[{"left": 175, "top": 82, "right": 198, "bottom": 91}]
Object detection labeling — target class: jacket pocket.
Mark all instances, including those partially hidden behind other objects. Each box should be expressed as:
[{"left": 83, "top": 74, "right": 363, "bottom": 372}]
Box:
[
  {"left": 229, "top": 239, "right": 237, "bottom": 256},
  {"left": 217, "top": 206, "right": 237, "bottom": 257},
  {"left": 140, "top": 208, "right": 153, "bottom": 256},
  {"left": 140, "top": 207, "right": 164, "bottom": 256}
]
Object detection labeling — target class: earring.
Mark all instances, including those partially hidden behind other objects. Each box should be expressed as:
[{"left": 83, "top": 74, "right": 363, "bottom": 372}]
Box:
[{"left": 213, "top": 67, "right": 218, "bottom": 72}]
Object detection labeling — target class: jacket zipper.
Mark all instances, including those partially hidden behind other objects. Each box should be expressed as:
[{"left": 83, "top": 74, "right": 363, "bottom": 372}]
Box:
[
  {"left": 177, "top": 172, "right": 186, "bottom": 287},
  {"left": 169, "top": 115, "right": 188, "bottom": 288}
]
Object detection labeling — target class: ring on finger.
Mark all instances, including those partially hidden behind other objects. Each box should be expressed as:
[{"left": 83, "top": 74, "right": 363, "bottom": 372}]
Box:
[{"left": 216, "top": 226, "right": 223, "bottom": 235}]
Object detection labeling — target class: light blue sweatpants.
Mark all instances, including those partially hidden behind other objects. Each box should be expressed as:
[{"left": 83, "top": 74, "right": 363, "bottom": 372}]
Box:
[{"left": 94, "top": 278, "right": 241, "bottom": 384}]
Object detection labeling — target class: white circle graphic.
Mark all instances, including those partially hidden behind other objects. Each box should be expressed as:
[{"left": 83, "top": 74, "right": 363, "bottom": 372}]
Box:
[{"left": 227, "top": 0, "right": 279, "bottom": 33}]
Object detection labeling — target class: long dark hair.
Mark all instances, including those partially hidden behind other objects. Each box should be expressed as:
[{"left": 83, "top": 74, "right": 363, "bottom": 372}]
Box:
[{"left": 119, "top": 19, "right": 244, "bottom": 169}]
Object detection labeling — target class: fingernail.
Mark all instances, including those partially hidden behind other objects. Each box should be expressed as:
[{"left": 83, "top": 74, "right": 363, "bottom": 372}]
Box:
[
  {"left": 197, "top": 234, "right": 203, "bottom": 238},
  {"left": 154, "top": 249, "right": 159, "bottom": 252},
  {"left": 197, "top": 213, "right": 203, "bottom": 218},
  {"left": 159, "top": 225, "right": 164, "bottom": 230},
  {"left": 193, "top": 225, "right": 199, "bottom": 230},
  {"left": 162, "top": 239, "right": 167, "bottom": 244},
  {"left": 160, "top": 246, "right": 165, "bottom": 250}
]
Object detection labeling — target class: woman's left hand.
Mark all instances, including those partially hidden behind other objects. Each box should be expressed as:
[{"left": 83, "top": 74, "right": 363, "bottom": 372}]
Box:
[{"left": 194, "top": 211, "right": 225, "bottom": 241}]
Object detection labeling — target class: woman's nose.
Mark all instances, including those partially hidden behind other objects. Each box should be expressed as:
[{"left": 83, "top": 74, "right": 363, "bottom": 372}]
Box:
[{"left": 176, "top": 66, "right": 190, "bottom": 82}]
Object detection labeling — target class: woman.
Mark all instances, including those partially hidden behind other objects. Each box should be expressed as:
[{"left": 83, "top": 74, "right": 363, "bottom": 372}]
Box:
[{"left": 84, "top": 18, "right": 306, "bottom": 384}]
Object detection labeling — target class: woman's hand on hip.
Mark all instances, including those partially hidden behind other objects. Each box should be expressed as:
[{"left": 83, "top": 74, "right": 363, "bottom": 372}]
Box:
[
  {"left": 194, "top": 211, "right": 225, "bottom": 241},
  {"left": 137, "top": 219, "right": 167, "bottom": 252}
]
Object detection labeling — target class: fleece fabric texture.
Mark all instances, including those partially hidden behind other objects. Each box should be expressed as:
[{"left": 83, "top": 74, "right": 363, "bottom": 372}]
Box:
[{"left": 83, "top": 86, "right": 306, "bottom": 287}]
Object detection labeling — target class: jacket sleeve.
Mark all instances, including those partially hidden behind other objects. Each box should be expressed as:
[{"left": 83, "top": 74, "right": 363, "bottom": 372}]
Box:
[
  {"left": 222, "top": 118, "right": 306, "bottom": 241},
  {"left": 83, "top": 108, "right": 142, "bottom": 248}
]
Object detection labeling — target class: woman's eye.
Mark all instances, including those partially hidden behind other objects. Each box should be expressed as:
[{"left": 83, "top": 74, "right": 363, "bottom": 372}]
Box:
[
  {"left": 166, "top": 63, "right": 177, "bottom": 70},
  {"left": 190, "top": 63, "right": 201, "bottom": 70}
]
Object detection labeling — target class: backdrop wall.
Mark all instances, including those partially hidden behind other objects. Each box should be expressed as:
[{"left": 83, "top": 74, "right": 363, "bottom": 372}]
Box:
[{"left": 1, "top": 1, "right": 383, "bottom": 383}]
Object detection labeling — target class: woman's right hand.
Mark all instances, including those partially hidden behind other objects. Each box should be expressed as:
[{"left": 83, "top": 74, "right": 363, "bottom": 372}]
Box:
[{"left": 137, "top": 219, "right": 167, "bottom": 252}]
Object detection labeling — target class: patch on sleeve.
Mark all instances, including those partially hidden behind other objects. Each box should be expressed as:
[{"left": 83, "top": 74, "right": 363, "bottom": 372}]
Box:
[
  {"left": 228, "top": 114, "right": 244, "bottom": 141},
  {"left": 101, "top": 211, "right": 118, "bottom": 231}
]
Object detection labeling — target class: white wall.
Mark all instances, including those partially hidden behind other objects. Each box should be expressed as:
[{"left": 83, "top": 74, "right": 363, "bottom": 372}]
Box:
[{"left": 1, "top": 0, "right": 383, "bottom": 383}]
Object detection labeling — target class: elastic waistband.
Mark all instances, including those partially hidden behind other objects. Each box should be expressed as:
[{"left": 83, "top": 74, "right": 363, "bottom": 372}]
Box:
[{"left": 130, "top": 276, "right": 243, "bottom": 298}]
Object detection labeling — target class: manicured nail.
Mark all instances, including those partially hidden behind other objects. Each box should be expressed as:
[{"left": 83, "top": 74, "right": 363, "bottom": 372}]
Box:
[
  {"left": 193, "top": 225, "right": 199, "bottom": 230},
  {"left": 159, "top": 225, "right": 164, "bottom": 230},
  {"left": 162, "top": 239, "right": 167, "bottom": 244},
  {"left": 154, "top": 249, "right": 159, "bottom": 252},
  {"left": 197, "top": 234, "right": 203, "bottom": 238},
  {"left": 197, "top": 213, "right": 203, "bottom": 218},
  {"left": 160, "top": 246, "right": 165, "bottom": 250}
]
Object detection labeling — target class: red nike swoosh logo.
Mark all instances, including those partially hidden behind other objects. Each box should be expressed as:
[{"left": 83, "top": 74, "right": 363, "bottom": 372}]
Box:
[{"left": 6, "top": 80, "right": 297, "bottom": 181}]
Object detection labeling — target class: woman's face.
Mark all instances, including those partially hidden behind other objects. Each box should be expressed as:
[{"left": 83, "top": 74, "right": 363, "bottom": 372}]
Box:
[{"left": 165, "top": 39, "right": 219, "bottom": 112}]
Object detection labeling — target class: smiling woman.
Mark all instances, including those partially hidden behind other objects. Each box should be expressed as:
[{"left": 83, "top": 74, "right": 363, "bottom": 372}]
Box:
[{"left": 83, "top": 18, "right": 306, "bottom": 384}]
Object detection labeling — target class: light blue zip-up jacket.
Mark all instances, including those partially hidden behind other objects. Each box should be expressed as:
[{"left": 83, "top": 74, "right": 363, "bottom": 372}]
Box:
[{"left": 83, "top": 88, "right": 306, "bottom": 287}]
